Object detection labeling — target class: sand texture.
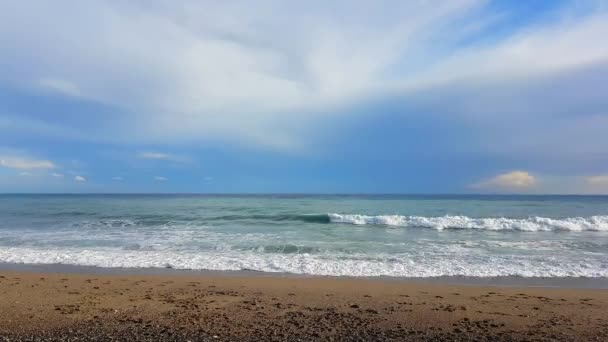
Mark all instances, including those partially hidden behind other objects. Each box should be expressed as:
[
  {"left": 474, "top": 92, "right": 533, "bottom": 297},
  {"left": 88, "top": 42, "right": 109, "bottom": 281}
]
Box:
[{"left": 1, "top": 271, "right": 608, "bottom": 341}]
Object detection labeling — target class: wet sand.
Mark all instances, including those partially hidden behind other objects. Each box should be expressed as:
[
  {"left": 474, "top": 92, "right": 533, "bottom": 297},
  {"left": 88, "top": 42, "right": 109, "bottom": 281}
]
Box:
[{"left": 1, "top": 270, "right": 608, "bottom": 341}]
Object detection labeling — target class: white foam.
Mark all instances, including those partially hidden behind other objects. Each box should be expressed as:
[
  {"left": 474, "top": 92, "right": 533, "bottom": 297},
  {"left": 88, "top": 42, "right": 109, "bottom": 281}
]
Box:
[
  {"left": 1, "top": 246, "right": 607, "bottom": 278},
  {"left": 327, "top": 214, "right": 608, "bottom": 231},
  {"left": 2, "top": 215, "right": 607, "bottom": 278}
]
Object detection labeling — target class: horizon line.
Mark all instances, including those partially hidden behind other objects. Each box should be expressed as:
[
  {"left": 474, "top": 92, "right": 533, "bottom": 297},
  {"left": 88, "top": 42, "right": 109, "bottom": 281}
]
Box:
[{"left": 1, "top": 192, "right": 607, "bottom": 196}]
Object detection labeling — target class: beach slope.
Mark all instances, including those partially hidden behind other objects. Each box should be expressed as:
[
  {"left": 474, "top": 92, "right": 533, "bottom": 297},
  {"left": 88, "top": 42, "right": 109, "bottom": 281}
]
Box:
[{"left": 1, "top": 271, "right": 607, "bottom": 341}]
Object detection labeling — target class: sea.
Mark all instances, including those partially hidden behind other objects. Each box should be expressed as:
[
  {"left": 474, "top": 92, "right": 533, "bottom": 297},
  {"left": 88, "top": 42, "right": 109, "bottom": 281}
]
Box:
[{"left": 0, "top": 194, "right": 607, "bottom": 279}]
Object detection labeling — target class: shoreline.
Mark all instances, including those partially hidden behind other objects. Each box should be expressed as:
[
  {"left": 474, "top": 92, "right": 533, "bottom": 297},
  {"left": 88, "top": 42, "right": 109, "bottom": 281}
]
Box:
[
  {"left": 2, "top": 262, "right": 608, "bottom": 289},
  {"left": 2, "top": 268, "right": 608, "bottom": 341}
]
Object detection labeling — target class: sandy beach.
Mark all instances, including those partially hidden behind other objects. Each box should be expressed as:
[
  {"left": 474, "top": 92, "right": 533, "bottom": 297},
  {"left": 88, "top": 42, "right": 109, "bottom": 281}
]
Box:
[{"left": 1, "top": 269, "right": 607, "bottom": 341}]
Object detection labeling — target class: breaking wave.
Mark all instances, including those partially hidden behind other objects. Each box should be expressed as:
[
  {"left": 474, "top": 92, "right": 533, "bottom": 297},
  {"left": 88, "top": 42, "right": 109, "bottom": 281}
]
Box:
[
  {"left": 1, "top": 246, "right": 607, "bottom": 278},
  {"left": 49, "top": 214, "right": 608, "bottom": 232},
  {"left": 327, "top": 214, "right": 608, "bottom": 231}
]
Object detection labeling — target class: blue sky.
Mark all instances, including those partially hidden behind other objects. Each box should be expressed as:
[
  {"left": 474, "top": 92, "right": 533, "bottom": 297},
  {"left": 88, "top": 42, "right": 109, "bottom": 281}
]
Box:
[{"left": 1, "top": 0, "right": 608, "bottom": 193}]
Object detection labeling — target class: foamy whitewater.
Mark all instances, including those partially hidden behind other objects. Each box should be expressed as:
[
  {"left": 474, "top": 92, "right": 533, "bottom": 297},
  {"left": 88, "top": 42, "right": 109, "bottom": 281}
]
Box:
[
  {"left": 327, "top": 213, "right": 608, "bottom": 231},
  {"left": 1, "top": 195, "right": 607, "bottom": 278}
]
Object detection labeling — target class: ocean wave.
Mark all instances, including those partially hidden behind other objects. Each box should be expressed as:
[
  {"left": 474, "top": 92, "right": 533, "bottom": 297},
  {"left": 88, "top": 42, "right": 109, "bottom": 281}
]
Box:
[
  {"left": 178, "top": 212, "right": 608, "bottom": 231},
  {"left": 33, "top": 213, "right": 608, "bottom": 232},
  {"left": 327, "top": 213, "right": 608, "bottom": 231},
  {"left": 206, "top": 213, "right": 331, "bottom": 223},
  {"left": 58, "top": 214, "right": 332, "bottom": 227},
  {"left": 1, "top": 246, "right": 606, "bottom": 278}
]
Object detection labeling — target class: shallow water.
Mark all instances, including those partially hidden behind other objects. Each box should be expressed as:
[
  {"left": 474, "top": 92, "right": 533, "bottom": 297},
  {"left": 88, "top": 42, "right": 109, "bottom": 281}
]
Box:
[{"left": 1, "top": 194, "right": 607, "bottom": 278}]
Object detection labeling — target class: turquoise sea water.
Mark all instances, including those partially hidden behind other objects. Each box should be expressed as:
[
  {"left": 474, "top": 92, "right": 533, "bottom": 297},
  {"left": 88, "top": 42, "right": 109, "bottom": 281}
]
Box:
[{"left": 0, "top": 194, "right": 607, "bottom": 278}]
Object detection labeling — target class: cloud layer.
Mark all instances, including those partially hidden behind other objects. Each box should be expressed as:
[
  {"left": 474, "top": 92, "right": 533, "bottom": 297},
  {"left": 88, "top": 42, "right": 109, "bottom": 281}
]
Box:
[
  {"left": 473, "top": 171, "right": 536, "bottom": 191},
  {"left": 1, "top": 1, "right": 608, "bottom": 193},
  {"left": 1, "top": 0, "right": 606, "bottom": 151},
  {"left": 0, "top": 156, "right": 56, "bottom": 170},
  {"left": 137, "top": 152, "right": 190, "bottom": 163}
]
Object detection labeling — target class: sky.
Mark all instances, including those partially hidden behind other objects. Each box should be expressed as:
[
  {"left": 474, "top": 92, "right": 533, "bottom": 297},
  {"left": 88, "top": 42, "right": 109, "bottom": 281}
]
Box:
[{"left": 1, "top": 0, "right": 608, "bottom": 194}]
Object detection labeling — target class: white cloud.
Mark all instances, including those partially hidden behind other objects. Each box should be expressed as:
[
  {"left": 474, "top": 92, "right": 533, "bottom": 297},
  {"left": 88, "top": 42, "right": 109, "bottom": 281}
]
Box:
[
  {"left": 0, "top": 156, "right": 56, "bottom": 169},
  {"left": 38, "top": 78, "right": 83, "bottom": 97},
  {"left": 405, "top": 12, "right": 608, "bottom": 90},
  {"left": 18, "top": 171, "right": 32, "bottom": 176},
  {"left": 138, "top": 152, "right": 170, "bottom": 160},
  {"left": 469, "top": 172, "right": 608, "bottom": 194},
  {"left": 472, "top": 170, "right": 536, "bottom": 191},
  {"left": 154, "top": 176, "right": 167, "bottom": 181},
  {"left": 111, "top": 176, "right": 123, "bottom": 181},
  {"left": 0, "top": 1, "right": 606, "bottom": 156},
  {"left": 0, "top": 0, "right": 497, "bottom": 149},
  {"left": 138, "top": 152, "right": 190, "bottom": 163},
  {"left": 50, "top": 172, "right": 64, "bottom": 177},
  {"left": 74, "top": 175, "right": 87, "bottom": 182}
]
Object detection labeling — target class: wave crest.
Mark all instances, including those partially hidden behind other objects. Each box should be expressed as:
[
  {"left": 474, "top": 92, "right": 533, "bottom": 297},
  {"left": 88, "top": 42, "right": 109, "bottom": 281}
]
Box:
[
  {"left": 1, "top": 246, "right": 606, "bottom": 278},
  {"left": 327, "top": 213, "right": 608, "bottom": 231}
]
